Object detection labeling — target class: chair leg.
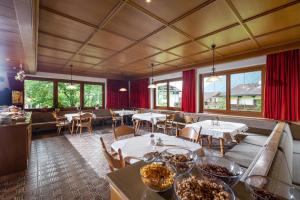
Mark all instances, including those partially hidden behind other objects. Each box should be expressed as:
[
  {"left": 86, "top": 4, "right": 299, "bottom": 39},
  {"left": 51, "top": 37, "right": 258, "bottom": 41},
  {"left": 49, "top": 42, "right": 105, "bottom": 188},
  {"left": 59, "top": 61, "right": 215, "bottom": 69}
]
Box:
[
  {"left": 76, "top": 126, "right": 79, "bottom": 134},
  {"left": 80, "top": 127, "right": 82, "bottom": 136}
]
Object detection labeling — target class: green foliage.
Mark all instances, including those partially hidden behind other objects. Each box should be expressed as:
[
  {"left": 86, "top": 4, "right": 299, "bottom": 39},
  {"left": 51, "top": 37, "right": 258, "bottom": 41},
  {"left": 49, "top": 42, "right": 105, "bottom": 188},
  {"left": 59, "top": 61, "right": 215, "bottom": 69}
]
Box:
[
  {"left": 84, "top": 84, "right": 103, "bottom": 107},
  {"left": 24, "top": 80, "right": 53, "bottom": 109},
  {"left": 58, "top": 82, "right": 80, "bottom": 108}
]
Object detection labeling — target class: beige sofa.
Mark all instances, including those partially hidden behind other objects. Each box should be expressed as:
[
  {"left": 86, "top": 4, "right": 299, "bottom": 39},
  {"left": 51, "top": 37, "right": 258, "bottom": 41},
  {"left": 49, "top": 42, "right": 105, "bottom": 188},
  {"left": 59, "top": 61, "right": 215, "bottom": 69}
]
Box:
[{"left": 241, "top": 122, "right": 300, "bottom": 187}]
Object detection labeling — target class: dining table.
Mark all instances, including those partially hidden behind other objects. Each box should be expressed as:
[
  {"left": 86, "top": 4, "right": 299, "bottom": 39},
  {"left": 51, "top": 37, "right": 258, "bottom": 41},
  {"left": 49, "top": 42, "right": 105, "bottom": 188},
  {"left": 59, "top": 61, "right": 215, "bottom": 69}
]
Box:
[
  {"left": 111, "top": 133, "right": 201, "bottom": 164},
  {"left": 132, "top": 112, "right": 166, "bottom": 132},
  {"left": 113, "top": 110, "right": 137, "bottom": 125},
  {"left": 64, "top": 112, "right": 96, "bottom": 134},
  {"left": 186, "top": 120, "right": 248, "bottom": 155}
]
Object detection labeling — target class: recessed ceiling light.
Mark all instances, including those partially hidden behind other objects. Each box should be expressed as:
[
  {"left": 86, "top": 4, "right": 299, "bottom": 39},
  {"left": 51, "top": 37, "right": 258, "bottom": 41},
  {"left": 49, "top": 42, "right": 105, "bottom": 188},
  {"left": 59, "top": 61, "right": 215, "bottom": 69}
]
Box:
[
  {"left": 5, "top": 58, "right": 10, "bottom": 61},
  {"left": 146, "top": 0, "right": 151, "bottom": 3}
]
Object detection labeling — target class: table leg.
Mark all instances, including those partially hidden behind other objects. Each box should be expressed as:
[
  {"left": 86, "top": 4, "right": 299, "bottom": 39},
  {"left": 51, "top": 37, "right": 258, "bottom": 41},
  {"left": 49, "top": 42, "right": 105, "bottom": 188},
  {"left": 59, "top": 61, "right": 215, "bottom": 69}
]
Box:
[
  {"left": 121, "top": 116, "right": 124, "bottom": 125},
  {"left": 219, "top": 138, "right": 225, "bottom": 156},
  {"left": 71, "top": 121, "right": 75, "bottom": 135},
  {"left": 152, "top": 123, "right": 154, "bottom": 133},
  {"left": 208, "top": 136, "right": 212, "bottom": 148}
]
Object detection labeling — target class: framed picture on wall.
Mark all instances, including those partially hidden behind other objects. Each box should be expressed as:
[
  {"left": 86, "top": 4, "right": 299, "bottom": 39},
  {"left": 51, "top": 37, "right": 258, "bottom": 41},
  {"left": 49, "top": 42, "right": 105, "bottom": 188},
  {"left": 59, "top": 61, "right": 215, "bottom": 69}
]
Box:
[{"left": 12, "top": 90, "right": 23, "bottom": 105}]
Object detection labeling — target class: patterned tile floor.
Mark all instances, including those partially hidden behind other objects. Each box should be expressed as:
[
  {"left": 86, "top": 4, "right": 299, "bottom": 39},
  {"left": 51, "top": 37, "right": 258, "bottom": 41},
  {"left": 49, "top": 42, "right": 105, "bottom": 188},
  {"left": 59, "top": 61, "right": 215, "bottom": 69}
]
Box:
[
  {"left": 0, "top": 135, "right": 110, "bottom": 200},
  {"left": 0, "top": 125, "right": 233, "bottom": 200}
]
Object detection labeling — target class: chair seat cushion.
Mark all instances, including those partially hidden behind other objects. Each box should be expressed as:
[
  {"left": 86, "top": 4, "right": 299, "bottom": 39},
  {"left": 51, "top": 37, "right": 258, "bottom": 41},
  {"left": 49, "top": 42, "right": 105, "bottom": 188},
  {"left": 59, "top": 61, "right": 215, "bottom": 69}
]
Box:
[
  {"left": 225, "top": 143, "right": 262, "bottom": 168},
  {"left": 242, "top": 133, "right": 269, "bottom": 147}
]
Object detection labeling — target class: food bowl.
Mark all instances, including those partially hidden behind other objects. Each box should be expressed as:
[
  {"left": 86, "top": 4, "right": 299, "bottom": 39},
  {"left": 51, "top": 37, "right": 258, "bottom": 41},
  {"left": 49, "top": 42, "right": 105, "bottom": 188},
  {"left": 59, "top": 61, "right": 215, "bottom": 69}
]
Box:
[
  {"left": 196, "top": 156, "right": 244, "bottom": 186},
  {"left": 245, "top": 175, "right": 300, "bottom": 200},
  {"left": 174, "top": 171, "right": 235, "bottom": 200},
  {"left": 161, "top": 148, "right": 197, "bottom": 174},
  {"left": 140, "top": 163, "right": 176, "bottom": 192}
]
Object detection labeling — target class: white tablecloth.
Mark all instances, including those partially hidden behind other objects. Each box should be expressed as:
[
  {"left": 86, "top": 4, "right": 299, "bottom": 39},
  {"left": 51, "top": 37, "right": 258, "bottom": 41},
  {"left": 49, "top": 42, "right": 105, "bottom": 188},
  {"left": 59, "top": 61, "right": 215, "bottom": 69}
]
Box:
[
  {"left": 64, "top": 113, "right": 96, "bottom": 122},
  {"left": 132, "top": 112, "right": 166, "bottom": 125},
  {"left": 114, "top": 110, "right": 137, "bottom": 116},
  {"left": 111, "top": 133, "right": 201, "bottom": 163},
  {"left": 186, "top": 120, "right": 248, "bottom": 139}
]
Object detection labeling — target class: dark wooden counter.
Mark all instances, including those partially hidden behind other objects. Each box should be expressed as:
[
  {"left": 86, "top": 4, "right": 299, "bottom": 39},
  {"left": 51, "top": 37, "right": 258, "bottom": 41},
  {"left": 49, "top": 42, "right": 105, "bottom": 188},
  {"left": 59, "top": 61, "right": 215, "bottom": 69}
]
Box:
[
  {"left": 0, "top": 112, "right": 32, "bottom": 177},
  {"left": 107, "top": 161, "right": 251, "bottom": 200}
]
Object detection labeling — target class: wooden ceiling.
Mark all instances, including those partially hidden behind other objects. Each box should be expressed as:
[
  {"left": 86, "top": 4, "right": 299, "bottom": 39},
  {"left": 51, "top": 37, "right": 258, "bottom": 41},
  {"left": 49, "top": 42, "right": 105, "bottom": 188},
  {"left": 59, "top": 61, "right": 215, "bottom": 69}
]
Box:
[
  {"left": 0, "top": 0, "right": 24, "bottom": 71},
  {"left": 33, "top": 0, "right": 300, "bottom": 78},
  {"left": 0, "top": 0, "right": 37, "bottom": 74}
]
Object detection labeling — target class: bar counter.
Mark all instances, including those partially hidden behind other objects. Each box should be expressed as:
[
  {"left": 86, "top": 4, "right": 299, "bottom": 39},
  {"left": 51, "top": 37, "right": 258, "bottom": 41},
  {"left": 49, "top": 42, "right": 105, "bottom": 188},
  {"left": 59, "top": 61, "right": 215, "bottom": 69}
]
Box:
[
  {"left": 107, "top": 161, "right": 250, "bottom": 200},
  {"left": 0, "top": 112, "right": 32, "bottom": 177}
]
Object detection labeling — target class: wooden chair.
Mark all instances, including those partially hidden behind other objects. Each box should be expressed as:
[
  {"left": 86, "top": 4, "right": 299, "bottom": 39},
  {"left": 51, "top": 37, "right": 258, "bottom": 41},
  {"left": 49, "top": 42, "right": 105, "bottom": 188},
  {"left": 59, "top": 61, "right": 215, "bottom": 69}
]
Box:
[
  {"left": 110, "top": 109, "right": 123, "bottom": 128},
  {"left": 184, "top": 115, "right": 195, "bottom": 124},
  {"left": 100, "top": 137, "right": 125, "bottom": 171},
  {"left": 75, "top": 113, "right": 93, "bottom": 135},
  {"left": 156, "top": 114, "right": 176, "bottom": 135},
  {"left": 113, "top": 125, "right": 136, "bottom": 141},
  {"left": 52, "top": 112, "right": 70, "bottom": 135},
  {"left": 176, "top": 127, "right": 202, "bottom": 143}
]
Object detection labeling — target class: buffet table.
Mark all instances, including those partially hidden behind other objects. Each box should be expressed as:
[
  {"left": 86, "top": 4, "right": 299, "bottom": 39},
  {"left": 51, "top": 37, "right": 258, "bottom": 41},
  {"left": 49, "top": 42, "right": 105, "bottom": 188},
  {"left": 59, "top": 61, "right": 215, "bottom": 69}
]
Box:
[
  {"left": 107, "top": 161, "right": 250, "bottom": 200},
  {"left": 0, "top": 112, "right": 32, "bottom": 177}
]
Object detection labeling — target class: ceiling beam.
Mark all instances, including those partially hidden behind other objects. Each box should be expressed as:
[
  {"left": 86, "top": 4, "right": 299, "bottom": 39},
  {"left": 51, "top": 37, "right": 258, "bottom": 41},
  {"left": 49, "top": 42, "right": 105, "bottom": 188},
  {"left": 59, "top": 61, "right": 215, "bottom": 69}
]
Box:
[
  {"left": 13, "top": 0, "right": 39, "bottom": 74},
  {"left": 61, "top": 0, "right": 127, "bottom": 70},
  {"left": 225, "top": 0, "right": 260, "bottom": 47}
]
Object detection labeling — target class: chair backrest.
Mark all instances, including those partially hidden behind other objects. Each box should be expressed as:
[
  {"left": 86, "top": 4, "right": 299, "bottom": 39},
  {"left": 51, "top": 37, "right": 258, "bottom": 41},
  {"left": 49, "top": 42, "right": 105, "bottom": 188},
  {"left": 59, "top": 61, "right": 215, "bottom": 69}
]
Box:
[
  {"left": 113, "top": 125, "right": 135, "bottom": 140},
  {"left": 100, "top": 137, "right": 125, "bottom": 171},
  {"left": 79, "top": 113, "right": 93, "bottom": 124},
  {"left": 166, "top": 114, "right": 175, "bottom": 122},
  {"left": 176, "top": 127, "right": 201, "bottom": 143},
  {"left": 52, "top": 112, "right": 62, "bottom": 123},
  {"left": 184, "top": 115, "right": 194, "bottom": 124}
]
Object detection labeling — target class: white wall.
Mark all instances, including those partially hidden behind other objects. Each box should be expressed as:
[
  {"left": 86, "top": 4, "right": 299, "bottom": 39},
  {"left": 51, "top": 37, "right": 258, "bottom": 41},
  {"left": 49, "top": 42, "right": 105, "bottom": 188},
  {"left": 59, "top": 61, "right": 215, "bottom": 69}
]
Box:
[
  {"left": 27, "top": 72, "right": 108, "bottom": 108},
  {"left": 149, "top": 55, "right": 266, "bottom": 111}
]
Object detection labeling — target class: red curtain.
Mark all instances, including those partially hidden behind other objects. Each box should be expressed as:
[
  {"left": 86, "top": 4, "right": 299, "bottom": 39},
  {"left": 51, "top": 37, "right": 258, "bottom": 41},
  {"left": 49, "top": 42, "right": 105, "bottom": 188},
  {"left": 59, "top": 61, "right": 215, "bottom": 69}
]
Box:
[
  {"left": 130, "top": 78, "right": 149, "bottom": 108},
  {"left": 106, "top": 79, "right": 129, "bottom": 109},
  {"left": 264, "top": 49, "right": 300, "bottom": 121},
  {"left": 181, "top": 69, "right": 196, "bottom": 112}
]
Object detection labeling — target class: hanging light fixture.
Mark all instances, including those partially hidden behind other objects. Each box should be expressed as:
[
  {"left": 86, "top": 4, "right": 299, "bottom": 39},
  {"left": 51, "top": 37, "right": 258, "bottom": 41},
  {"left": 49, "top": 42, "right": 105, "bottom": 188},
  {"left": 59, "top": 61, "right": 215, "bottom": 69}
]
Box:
[
  {"left": 67, "top": 65, "right": 76, "bottom": 90},
  {"left": 119, "top": 87, "right": 127, "bottom": 92},
  {"left": 148, "top": 63, "right": 156, "bottom": 89},
  {"left": 206, "top": 44, "right": 220, "bottom": 83},
  {"left": 15, "top": 64, "right": 26, "bottom": 82}
]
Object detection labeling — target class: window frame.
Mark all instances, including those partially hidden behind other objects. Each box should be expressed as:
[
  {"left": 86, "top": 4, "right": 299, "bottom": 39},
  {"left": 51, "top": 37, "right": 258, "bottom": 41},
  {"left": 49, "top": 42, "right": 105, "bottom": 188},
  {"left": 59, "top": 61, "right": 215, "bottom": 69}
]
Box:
[
  {"left": 23, "top": 77, "right": 105, "bottom": 111},
  {"left": 154, "top": 78, "right": 182, "bottom": 110},
  {"left": 199, "top": 65, "right": 265, "bottom": 117}
]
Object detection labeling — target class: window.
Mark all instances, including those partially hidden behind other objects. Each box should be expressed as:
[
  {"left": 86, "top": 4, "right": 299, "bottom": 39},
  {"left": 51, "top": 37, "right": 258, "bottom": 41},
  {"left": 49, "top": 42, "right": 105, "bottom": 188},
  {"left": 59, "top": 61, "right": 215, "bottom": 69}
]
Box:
[
  {"left": 230, "top": 71, "right": 262, "bottom": 112},
  {"left": 169, "top": 80, "right": 182, "bottom": 108},
  {"left": 24, "top": 79, "right": 54, "bottom": 109},
  {"left": 156, "top": 82, "right": 167, "bottom": 107},
  {"left": 201, "top": 66, "right": 264, "bottom": 116},
  {"left": 84, "top": 84, "right": 103, "bottom": 107},
  {"left": 155, "top": 79, "right": 183, "bottom": 110},
  {"left": 203, "top": 75, "right": 226, "bottom": 110},
  {"left": 58, "top": 82, "right": 80, "bottom": 108}
]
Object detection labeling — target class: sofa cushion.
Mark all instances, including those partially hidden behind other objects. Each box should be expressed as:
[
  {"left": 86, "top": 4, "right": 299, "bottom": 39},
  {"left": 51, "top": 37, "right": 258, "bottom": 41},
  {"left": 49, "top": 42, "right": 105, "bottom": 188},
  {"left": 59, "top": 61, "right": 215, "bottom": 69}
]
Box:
[
  {"left": 294, "top": 140, "right": 300, "bottom": 154},
  {"left": 225, "top": 143, "right": 262, "bottom": 168},
  {"left": 268, "top": 150, "right": 293, "bottom": 185},
  {"left": 242, "top": 133, "right": 269, "bottom": 147},
  {"left": 278, "top": 125, "right": 294, "bottom": 176},
  {"left": 293, "top": 153, "right": 300, "bottom": 186}
]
